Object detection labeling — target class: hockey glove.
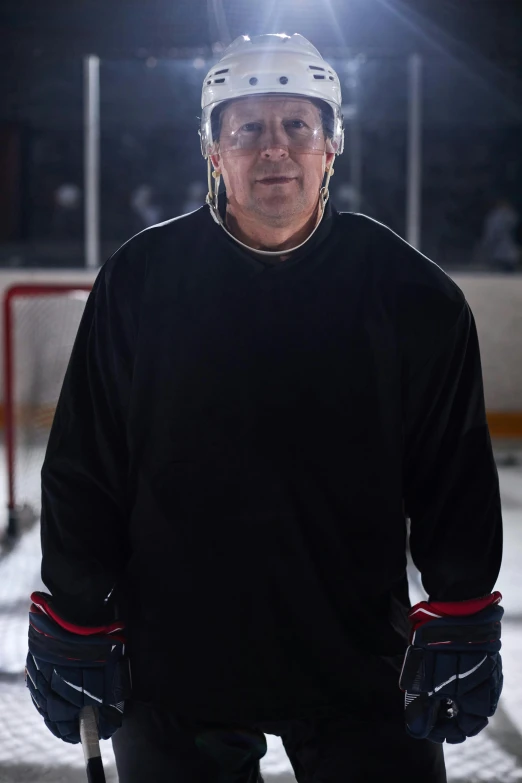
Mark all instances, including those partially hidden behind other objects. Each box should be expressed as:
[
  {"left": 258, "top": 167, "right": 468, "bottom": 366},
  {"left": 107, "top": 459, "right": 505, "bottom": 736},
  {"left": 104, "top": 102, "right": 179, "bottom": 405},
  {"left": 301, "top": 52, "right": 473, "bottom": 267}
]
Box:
[
  {"left": 399, "top": 592, "right": 503, "bottom": 744},
  {"left": 26, "top": 591, "right": 131, "bottom": 744}
]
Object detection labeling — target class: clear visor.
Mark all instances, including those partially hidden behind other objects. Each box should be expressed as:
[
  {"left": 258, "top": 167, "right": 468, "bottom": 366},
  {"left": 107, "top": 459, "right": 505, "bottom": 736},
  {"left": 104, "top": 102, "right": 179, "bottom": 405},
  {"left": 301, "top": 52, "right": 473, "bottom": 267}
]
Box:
[{"left": 211, "top": 97, "right": 336, "bottom": 157}]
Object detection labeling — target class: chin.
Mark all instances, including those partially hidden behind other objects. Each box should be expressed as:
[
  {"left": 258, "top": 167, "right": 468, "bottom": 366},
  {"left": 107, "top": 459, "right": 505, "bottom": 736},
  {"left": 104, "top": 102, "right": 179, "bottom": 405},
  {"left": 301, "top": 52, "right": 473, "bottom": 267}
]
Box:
[
  {"left": 256, "top": 194, "right": 302, "bottom": 213},
  {"left": 258, "top": 205, "right": 298, "bottom": 223}
]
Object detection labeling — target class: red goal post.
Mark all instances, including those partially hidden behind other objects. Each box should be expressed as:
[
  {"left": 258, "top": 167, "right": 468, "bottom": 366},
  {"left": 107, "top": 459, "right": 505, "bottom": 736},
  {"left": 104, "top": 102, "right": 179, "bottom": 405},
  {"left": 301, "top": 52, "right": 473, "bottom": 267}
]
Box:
[{"left": 3, "top": 283, "right": 93, "bottom": 538}]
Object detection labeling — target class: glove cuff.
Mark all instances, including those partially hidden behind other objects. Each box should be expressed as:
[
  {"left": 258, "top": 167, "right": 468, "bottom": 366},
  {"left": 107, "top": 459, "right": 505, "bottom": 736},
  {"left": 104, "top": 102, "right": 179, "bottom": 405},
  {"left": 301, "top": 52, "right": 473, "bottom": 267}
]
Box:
[
  {"left": 30, "top": 591, "right": 125, "bottom": 639},
  {"left": 408, "top": 591, "right": 502, "bottom": 632}
]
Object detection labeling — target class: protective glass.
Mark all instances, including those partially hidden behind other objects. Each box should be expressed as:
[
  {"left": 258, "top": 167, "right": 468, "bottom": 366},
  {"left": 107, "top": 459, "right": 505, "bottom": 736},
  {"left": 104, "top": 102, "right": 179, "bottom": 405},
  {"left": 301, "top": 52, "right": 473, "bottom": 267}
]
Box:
[{"left": 215, "top": 97, "right": 332, "bottom": 157}]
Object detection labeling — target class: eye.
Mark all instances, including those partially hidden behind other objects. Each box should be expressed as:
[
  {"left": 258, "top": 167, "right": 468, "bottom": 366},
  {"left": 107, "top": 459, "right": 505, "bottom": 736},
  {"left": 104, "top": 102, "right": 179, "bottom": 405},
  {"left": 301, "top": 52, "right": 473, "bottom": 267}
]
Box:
[
  {"left": 240, "top": 122, "right": 263, "bottom": 133},
  {"left": 285, "top": 119, "right": 307, "bottom": 129}
]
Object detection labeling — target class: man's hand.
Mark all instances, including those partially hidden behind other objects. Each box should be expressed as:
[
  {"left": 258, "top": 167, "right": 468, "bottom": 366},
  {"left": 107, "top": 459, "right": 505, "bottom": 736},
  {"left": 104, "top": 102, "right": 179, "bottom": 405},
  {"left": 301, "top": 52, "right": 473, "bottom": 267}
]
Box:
[
  {"left": 399, "top": 592, "right": 503, "bottom": 744},
  {"left": 26, "top": 591, "right": 130, "bottom": 744}
]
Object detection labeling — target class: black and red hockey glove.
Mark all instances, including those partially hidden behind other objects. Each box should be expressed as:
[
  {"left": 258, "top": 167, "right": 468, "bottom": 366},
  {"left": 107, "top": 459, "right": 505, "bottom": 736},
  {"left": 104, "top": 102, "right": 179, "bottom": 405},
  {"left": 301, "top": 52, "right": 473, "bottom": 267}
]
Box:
[
  {"left": 399, "top": 591, "right": 503, "bottom": 744},
  {"left": 26, "top": 591, "right": 131, "bottom": 744}
]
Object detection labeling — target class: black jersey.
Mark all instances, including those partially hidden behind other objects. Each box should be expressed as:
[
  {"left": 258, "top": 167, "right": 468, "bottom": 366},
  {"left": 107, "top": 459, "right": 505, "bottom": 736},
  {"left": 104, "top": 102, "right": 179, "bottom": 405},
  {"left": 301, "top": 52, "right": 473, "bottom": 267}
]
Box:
[{"left": 40, "top": 200, "right": 502, "bottom": 722}]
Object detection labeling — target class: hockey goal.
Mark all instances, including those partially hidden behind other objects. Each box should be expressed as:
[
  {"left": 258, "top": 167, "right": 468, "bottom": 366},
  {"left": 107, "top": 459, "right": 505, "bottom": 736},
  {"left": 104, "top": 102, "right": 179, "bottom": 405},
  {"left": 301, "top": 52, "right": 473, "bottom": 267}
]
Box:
[{"left": 3, "top": 283, "right": 92, "bottom": 538}]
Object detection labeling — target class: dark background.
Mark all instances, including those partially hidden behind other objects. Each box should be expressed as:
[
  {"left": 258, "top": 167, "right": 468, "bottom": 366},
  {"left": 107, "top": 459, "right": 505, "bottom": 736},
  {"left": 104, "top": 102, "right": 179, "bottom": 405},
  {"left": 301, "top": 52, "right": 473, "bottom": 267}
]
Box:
[
  {"left": 1, "top": 0, "right": 521, "bottom": 268},
  {"left": 2, "top": 0, "right": 522, "bottom": 63}
]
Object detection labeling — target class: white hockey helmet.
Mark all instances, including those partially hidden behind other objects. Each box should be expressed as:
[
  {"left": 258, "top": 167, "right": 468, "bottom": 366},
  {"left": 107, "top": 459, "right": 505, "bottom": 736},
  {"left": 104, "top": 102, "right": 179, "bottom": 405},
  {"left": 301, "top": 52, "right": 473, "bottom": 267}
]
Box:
[{"left": 200, "top": 33, "right": 344, "bottom": 158}]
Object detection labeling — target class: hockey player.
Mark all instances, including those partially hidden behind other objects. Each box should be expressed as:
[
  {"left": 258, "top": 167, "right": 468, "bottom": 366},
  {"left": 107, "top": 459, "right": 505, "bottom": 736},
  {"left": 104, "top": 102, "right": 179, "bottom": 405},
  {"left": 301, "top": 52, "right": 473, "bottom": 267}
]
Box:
[{"left": 27, "top": 34, "right": 503, "bottom": 783}]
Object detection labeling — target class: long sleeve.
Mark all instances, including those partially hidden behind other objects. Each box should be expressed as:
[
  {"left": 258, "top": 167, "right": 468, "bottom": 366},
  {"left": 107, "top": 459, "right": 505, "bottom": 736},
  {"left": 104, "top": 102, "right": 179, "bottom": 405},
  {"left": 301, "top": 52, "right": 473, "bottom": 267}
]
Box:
[
  {"left": 40, "top": 238, "right": 145, "bottom": 623},
  {"left": 403, "top": 301, "right": 503, "bottom": 601}
]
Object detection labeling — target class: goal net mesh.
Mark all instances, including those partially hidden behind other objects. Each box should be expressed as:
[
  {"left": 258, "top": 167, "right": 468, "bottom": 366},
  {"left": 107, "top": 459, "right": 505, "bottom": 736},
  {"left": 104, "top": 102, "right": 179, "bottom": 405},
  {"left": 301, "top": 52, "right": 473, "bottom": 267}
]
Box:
[{"left": 5, "top": 286, "right": 91, "bottom": 526}]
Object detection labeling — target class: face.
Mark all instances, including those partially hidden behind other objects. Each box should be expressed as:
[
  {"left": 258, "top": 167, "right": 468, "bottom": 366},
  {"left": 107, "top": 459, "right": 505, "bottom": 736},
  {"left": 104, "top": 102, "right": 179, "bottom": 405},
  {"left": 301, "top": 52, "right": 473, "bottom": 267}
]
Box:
[{"left": 210, "top": 96, "right": 335, "bottom": 226}]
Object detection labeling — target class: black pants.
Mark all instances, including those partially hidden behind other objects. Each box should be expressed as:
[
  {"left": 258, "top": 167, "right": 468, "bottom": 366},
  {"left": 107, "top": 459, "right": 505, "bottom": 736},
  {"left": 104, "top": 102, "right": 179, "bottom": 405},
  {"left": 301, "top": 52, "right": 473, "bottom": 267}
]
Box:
[{"left": 112, "top": 700, "right": 446, "bottom": 783}]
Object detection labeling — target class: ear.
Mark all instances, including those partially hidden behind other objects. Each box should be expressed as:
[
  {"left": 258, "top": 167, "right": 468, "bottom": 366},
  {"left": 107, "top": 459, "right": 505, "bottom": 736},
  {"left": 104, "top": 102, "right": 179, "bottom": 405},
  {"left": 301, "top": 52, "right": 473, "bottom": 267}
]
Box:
[
  {"left": 210, "top": 152, "right": 221, "bottom": 174},
  {"left": 325, "top": 150, "right": 335, "bottom": 171},
  {"left": 324, "top": 137, "right": 337, "bottom": 171}
]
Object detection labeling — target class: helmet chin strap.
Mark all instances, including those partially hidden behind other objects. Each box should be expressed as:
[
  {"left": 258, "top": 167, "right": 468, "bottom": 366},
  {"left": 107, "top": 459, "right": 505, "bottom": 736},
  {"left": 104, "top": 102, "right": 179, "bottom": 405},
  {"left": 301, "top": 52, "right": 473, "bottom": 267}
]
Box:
[{"left": 205, "top": 158, "right": 334, "bottom": 257}]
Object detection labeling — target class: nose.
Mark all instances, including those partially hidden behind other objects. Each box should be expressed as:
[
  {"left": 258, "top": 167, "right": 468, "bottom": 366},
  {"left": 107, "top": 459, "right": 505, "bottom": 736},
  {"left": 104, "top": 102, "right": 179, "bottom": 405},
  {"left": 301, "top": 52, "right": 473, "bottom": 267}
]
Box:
[
  {"left": 260, "top": 143, "right": 290, "bottom": 161},
  {"left": 259, "top": 123, "right": 290, "bottom": 160}
]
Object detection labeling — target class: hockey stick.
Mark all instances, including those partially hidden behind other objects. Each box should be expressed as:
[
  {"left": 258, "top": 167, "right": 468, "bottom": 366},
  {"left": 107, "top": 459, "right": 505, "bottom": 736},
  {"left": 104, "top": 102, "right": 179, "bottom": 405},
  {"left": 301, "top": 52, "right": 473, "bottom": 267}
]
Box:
[{"left": 79, "top": 706, "right": 106, "bottom": 783}]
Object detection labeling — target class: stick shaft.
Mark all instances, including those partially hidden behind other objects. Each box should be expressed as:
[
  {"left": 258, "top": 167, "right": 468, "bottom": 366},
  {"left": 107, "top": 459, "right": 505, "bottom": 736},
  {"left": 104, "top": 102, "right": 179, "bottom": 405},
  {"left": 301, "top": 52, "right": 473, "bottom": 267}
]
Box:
[{"left": 80, "top": 706, "right": 106, "bottom": 783}]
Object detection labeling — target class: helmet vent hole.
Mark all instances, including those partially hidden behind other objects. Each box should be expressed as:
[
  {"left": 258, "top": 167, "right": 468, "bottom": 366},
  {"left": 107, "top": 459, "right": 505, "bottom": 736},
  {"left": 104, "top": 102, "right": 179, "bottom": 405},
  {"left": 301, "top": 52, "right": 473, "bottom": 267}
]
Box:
[
  {"left": 214, "top": 69, "right": 229, "bottom": 75},
  {"left": 329, "top": 76, "right": 334, "bottom": 81},
  {"left": 214, "top": 78, "right": 226, "bottom": 84},
  {"left": 249, "top": 77, "right": 258, "bottom": 85},
  {"left": 313, "top": 74, "right": 326, "bottom": 80},
  {"left": 309, "top": 65, "right": 325, "bottom": 71},
  {"left": 279, "top": 76, "right": 288, "bottom": 85}
]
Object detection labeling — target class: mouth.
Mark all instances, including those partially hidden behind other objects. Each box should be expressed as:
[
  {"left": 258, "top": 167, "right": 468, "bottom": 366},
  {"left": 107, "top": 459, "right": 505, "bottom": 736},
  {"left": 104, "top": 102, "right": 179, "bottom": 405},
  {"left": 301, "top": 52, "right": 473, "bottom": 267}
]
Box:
[{"left": 257, "top": 177, "right": 296, "bottom": 185}]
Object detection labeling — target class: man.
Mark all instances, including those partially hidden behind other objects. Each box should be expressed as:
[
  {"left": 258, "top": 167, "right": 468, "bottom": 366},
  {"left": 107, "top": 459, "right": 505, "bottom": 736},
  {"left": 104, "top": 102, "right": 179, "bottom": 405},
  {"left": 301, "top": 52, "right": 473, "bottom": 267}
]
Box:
[
  {"left": 480, "top": 197, "right": 520, "bottom": 273},
  {"left": 27, "top": 34, "right": 503, "bottom": 783}
]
